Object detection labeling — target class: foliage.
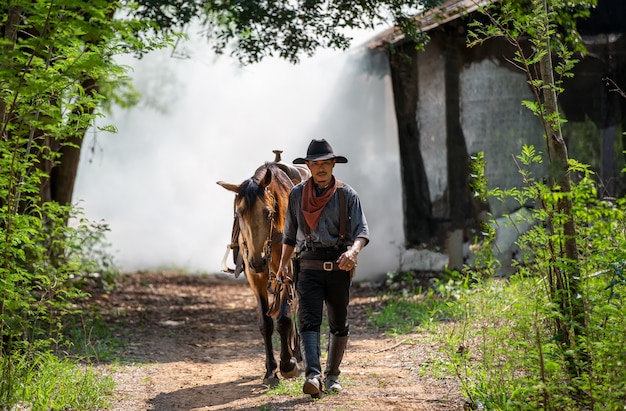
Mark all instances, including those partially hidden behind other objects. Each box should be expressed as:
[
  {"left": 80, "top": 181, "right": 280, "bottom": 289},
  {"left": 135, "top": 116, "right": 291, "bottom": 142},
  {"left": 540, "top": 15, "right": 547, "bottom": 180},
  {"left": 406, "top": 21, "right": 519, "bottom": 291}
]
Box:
[
  {"left": 0, "top": 351, "right": 114, "bottom": 410},
  {"left": 371, "top": 151, "right": 626, "bottom": 409},
  {"left": 444, "top": 150, "right": 626, "bottom": 409},
  {"left": 467, "top": 0, "right": 595, "bottom": 55},
  {"left": 467, "top": 0, "right": 596, "bottom": 162},
  {"left": 441, "top": 262, "right": 626, "bottom": 409},
  {"left": 466, "top": 0, "right": 601, "bottom": 386},
  {"left": 1, "top": 0, "right": 170, "bottom": 130},
  {"left": 126, "top": 0, "right": 446, "bottom": 64},
  {"left": 0, "top": 1, "right": 158, "bottom": 407},
  {"left": 0, "top": 198, "right": 119, "bottom": 407}
]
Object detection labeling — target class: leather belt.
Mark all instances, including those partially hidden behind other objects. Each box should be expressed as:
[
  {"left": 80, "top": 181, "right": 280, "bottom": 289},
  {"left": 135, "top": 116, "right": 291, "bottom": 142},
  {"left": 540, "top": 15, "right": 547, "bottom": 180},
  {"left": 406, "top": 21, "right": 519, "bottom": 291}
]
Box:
[
  {"left": 300, "top": 248, "right": 344, "bottom": 261},
  {"left": 299, "top": 259, "right": 343, "bottom": 272}
]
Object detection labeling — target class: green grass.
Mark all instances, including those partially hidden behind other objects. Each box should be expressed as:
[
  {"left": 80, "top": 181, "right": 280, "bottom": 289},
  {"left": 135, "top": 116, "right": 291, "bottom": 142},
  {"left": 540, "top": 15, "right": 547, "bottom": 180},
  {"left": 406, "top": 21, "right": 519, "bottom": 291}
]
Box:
[
  {"left": 63, "top": 315, "right": 127, "bottom": 362},
  {"left": 265, "top": 377, "right": 304, "bottom": 397},
  {"left": 368, "top": 281, "right": 463, "bottom": 335},
  {"left": 265, "top": 374, "right": 354, "bottom": 399},
  {"left": 1, "top": 311, "right": 123, "bottom": 409},
  {"left": 2, "top": 351, "right": 114, "bottom": 410}
]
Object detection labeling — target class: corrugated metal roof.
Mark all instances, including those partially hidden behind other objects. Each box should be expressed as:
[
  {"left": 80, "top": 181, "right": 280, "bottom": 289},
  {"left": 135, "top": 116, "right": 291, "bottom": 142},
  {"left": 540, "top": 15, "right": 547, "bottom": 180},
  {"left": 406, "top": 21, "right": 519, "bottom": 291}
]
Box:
[{"left": 364, "top": 0, "right": 492, "bottom": 49}]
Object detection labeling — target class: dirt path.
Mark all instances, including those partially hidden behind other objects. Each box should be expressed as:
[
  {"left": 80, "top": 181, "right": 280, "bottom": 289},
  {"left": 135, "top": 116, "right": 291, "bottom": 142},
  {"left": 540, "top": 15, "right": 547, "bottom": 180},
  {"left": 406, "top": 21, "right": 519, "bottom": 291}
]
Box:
[{"left": 91, "top": 271, "right": 465, "bottom": 410}]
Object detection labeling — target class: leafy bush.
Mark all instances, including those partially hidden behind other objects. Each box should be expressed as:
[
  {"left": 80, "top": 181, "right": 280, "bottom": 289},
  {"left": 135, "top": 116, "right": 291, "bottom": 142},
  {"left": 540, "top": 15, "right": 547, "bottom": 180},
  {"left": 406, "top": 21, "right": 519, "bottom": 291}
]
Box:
[
  {"left": 370, "top": 149, "right": 626, "bottom": 409},
  {"left": 0, "top": 1, "right": 181, "bottom": 409},
  {"left": 441, "top": 149, "right": 626, "bottom": 410},
  {"left": 0, "top": 200, "right": 119, "bottom": 407}
]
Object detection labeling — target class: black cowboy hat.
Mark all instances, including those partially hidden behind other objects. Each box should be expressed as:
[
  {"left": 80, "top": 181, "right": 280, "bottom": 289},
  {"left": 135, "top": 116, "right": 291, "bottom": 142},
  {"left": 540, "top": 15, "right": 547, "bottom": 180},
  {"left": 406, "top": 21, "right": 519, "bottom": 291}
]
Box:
[{"left": 293, "top": 139, "right": 348, "bottom": 164}]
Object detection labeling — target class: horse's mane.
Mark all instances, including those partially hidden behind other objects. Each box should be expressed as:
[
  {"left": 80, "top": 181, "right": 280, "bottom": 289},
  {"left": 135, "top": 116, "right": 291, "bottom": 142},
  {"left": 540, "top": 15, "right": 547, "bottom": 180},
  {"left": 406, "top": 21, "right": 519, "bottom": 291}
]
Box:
[{"left": 237, "top": 162, "right": 293, "bottom": 228}]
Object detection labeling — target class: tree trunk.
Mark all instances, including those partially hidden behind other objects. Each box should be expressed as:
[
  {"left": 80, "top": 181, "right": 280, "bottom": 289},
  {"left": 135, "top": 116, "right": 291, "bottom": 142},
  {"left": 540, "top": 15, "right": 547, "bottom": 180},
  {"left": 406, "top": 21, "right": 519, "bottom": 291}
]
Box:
[
  {"left": 539, "top": 0, "right": 586, "bottom": 352},
  {"left": 48, "top": 6, "right": 116, "bottom": 207},
  {"left": 50, "top": 77, "right": 98, "bottom": 206},
  {"left": 1, "top": 6, "right": 22, "bottom": 132}
]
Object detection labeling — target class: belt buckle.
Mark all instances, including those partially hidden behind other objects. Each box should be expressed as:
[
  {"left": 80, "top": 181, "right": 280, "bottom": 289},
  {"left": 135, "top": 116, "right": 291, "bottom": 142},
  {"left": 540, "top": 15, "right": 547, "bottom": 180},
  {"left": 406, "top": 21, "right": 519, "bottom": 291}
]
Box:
[{"left": 323, "top": 261, "right": 333, "bottom": 271}]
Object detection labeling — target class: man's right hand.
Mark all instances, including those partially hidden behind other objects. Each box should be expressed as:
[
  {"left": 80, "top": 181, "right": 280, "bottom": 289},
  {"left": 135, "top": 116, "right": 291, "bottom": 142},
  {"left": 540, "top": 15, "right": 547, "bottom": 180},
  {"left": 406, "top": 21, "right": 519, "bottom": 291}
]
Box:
[{"left": 277, "top": 244, "right": 296, "bottom": 284}]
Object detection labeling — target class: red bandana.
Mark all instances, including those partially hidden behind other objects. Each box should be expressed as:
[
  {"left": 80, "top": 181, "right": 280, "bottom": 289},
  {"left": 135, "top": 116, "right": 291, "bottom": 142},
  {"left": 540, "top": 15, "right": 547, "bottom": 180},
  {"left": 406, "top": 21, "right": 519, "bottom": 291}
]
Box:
[{"left": 302, "top": 177, "right": 338, "bottom": 230}]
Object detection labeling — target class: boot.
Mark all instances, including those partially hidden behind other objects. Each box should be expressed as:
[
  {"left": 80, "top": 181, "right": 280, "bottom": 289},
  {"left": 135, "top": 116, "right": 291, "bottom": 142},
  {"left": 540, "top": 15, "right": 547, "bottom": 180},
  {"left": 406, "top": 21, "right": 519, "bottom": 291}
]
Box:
[
  {"left": 324, "top": 334, "right": 348, "bottom": 392},
  {"left": 300, "top": 331, "right": 322, "bottom": 398}
]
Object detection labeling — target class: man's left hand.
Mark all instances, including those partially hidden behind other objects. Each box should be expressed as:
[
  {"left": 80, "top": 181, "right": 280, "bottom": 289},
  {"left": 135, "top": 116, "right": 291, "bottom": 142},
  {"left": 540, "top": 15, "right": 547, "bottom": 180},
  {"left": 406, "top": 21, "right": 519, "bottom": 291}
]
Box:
[
  {"left": 337, "top": 238, "right": 366, "bottom": 272},
  {"left": 337, "top": 250, "right": 358, "bottom": 271}
]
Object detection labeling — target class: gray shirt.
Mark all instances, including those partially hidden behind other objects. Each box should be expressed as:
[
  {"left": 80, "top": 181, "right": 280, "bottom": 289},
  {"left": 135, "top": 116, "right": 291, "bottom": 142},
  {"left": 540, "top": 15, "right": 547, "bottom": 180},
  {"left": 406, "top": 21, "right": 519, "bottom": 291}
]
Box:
[{"left": 283, "top": 180, "right": 370, "bottom": 252}]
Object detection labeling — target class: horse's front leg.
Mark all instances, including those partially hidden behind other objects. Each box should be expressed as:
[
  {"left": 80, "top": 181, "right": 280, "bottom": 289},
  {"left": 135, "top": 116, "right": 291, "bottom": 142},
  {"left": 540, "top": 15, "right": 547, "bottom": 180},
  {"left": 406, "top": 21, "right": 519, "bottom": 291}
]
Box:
[
  {"left": 275, "top": 287, "right": 300, "bottom": 379},
  {"left": 257, "top": 297, "right": 280, "bottom": 386},
  {"left": 248, "top": 272, "right": 279, "bottom": 386}
]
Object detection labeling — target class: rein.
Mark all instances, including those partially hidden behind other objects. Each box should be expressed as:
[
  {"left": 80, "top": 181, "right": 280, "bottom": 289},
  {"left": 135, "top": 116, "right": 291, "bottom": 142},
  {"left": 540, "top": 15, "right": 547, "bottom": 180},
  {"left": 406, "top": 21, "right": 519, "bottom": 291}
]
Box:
[{"left": 262, "top": 188, "right": 282, "bottom": 287}]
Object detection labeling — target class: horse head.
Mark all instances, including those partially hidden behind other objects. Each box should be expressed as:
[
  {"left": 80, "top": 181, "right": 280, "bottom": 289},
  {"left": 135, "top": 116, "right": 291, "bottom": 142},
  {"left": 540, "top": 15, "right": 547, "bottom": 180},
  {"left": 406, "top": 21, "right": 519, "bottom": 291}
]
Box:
[{"left": 217, "top": 163, "right": 291, "bottom": 274}]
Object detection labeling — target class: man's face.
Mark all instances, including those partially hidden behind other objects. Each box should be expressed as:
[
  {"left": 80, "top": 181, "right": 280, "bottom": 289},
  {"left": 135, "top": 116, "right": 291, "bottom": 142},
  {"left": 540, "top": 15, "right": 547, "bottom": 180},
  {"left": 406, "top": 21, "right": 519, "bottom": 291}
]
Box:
[{"left": 306, "top": 159, "right": 336, "bottom": 187}]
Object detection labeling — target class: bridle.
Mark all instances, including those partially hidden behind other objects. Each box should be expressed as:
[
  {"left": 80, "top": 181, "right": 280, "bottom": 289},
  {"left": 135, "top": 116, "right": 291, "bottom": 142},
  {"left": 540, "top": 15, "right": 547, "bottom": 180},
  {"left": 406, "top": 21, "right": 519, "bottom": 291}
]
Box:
[{"left": 237, "top": 187, "right": 280, "bottom": 276}]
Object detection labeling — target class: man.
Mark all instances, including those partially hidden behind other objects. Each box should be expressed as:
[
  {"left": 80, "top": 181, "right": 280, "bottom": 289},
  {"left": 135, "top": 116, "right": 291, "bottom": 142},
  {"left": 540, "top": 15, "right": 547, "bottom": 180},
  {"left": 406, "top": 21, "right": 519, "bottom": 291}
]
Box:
[{"left": 277, "top": 139, "right": 369, "bottom": 398}]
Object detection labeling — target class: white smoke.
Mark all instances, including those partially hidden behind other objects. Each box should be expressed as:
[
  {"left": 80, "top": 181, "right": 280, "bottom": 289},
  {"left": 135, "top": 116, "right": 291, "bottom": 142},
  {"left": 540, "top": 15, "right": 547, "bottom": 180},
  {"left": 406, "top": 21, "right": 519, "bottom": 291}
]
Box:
[{"left": 74, "top": 30, "right": 404, "bottom": 281}]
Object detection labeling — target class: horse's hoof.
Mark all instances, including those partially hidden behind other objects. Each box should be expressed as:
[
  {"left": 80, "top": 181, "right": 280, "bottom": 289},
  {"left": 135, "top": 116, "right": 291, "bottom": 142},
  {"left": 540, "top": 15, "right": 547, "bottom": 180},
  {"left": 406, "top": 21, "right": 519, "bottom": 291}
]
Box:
[
  {"left": 263, "top": 375, "right": 280, "bottom": 387},
  {"left": 279, "top": 358, "right": 299, "bottom": 379}
]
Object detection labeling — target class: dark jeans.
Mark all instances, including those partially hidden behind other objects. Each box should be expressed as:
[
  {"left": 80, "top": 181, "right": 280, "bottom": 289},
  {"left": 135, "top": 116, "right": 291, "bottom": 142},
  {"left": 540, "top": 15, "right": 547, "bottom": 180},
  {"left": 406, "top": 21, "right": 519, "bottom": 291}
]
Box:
[{"left": 296, "top": 268, "right": 351, "bottom": 336}]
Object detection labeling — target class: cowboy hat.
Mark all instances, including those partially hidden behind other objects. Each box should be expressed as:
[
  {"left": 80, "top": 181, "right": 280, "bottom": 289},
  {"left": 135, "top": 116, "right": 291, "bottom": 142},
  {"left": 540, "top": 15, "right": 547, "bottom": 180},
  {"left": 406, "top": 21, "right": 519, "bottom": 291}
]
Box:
[{"left": 293, "top": 139, "right": 348, "bottom": 164}]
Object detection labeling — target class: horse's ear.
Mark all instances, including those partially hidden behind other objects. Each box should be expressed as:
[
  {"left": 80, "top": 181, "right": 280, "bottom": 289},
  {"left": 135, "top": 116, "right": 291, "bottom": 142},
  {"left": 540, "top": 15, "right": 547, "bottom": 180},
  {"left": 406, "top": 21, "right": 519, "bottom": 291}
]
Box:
[
  {"left": 217, "top": 181, "right": 240, "bottom": 193},
  {"left": 260, "top": 168, "right": 273, "bottom": 188}
]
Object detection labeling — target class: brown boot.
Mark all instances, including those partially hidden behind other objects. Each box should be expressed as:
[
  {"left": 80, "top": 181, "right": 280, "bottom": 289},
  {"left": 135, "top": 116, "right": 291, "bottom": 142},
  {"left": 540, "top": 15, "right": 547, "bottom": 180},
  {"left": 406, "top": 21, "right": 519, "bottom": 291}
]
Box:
[{"left": 324, "top": 334, "right": 348, "bottom": 392}]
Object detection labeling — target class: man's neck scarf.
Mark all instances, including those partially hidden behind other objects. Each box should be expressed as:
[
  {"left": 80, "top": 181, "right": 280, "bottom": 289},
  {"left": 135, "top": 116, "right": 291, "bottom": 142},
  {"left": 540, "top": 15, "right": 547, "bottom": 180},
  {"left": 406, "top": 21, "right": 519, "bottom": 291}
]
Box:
[{"left": 302, "top": 176, "right": 338, "bottom": 230}]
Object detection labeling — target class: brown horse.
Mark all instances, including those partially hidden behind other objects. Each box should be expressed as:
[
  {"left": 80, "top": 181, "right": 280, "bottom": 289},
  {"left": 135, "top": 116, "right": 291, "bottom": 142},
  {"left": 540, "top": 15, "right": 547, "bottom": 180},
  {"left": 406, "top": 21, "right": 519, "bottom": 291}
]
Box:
[{"left": 217, "top": 158, "right": 308, "bottom": 386}]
